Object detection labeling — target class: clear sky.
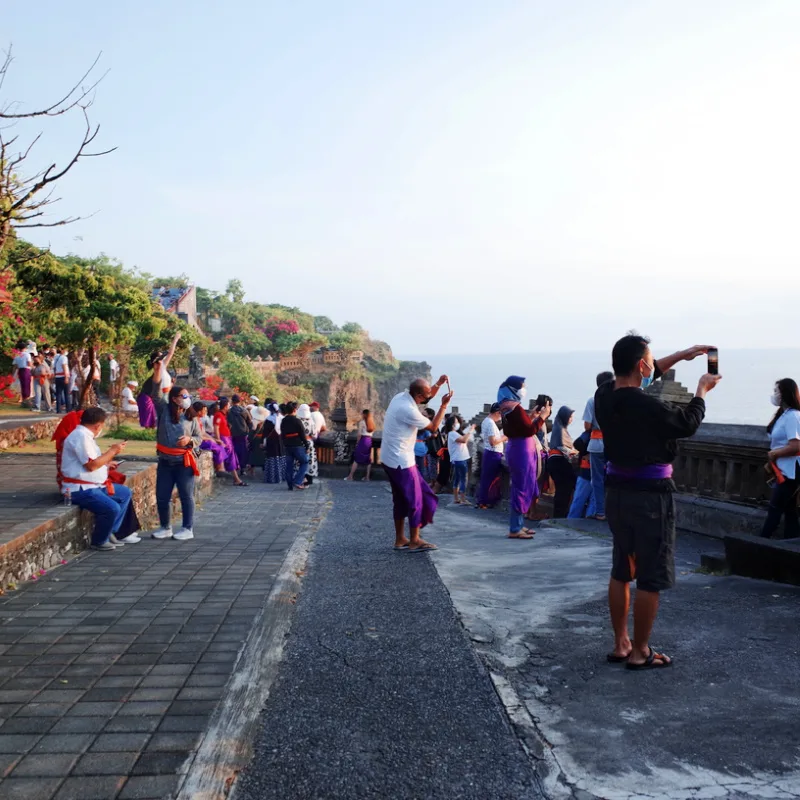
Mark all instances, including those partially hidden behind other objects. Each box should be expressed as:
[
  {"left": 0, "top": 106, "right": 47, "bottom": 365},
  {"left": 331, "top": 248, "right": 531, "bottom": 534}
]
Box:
[{"left": 5, "top": 1, "right": 800, "bottom": 356}]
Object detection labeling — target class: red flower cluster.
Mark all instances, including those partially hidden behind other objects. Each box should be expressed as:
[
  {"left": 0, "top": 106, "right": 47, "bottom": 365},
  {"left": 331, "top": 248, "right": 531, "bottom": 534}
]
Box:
[
  {"left": 0, "top": 374, "right": 17, "bottom": 404},
  {"left": 258, "top": 318, "right": 300, "bottom": 339}
]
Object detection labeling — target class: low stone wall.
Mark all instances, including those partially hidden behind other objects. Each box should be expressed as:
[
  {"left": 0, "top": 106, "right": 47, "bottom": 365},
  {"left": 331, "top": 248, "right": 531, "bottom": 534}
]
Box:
[
  {"left": 0, "top": 453, "right": 215, "bottom": 591},
  {"left": 0, "top": 417, "right": 60, "bottom": 451}
]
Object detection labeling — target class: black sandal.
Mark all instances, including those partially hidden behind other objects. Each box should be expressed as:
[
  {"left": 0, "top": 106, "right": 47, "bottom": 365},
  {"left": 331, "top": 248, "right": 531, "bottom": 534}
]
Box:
[
  {"left": 233, "top": 481, "right": 249, "bottom": 487},
  {"left": 626, "top": 647, "right": 672, "bottom": 670}
]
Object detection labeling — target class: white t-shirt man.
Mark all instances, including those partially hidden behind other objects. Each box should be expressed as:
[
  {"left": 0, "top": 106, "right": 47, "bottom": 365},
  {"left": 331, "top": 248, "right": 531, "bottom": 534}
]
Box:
[
  {"left": 583, "top": 397, "right": 604, "bottom": 455},
  {"left": 109, "top": 358, "right": 119, "bottom": 382},
  {"left": 53, "top": 353, "right": 69, "bottom": 379},
  {"left": 381, "top": 392, "right": 430, "bottom": 469},
  {"left": 121, "top": 384, "right": 138, "bottom": 412},
  {"left": 13, "top": 352, "right": 32, "bottom": 370},
  {"left": 61, "top": 426, "right": 106, "bottom": 495},
  {"left": 311, "top": 410, "right": 326, "bottom": 435},
  {"left": 481, "top": 417, "right": 504, "bottom": 453}
]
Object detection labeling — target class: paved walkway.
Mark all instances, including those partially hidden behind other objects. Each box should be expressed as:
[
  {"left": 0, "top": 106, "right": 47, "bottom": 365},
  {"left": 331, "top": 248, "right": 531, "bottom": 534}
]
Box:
[
  {"left": 0, "top": 414, "right": 60, "bottom": 432},
  {"left": 429, "top": 503, "right": 800, "bottom": 799},
  {"left": 235, "top": 481, "right": 541, "bottom": 800},
  {"left": 0, "top": 480, "right": 325, "bottom": 800}
]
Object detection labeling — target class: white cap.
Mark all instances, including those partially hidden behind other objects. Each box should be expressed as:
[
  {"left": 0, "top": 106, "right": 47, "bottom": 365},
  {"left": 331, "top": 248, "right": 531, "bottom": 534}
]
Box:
[
  {"left": 127, "top": 379, "right": 139, "bottom": 387},
  {"left": 251, "top": 407, "right": 269, "bottom": 422},
  {"left": 250, "top": 395, "right": 259, "bottom": 402}
]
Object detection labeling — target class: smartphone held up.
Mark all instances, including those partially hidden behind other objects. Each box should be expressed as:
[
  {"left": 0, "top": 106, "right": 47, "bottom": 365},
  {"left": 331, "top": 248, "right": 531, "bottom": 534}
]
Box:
[{"left": 707, "top": 348, "right": 719, "bottom": 375}]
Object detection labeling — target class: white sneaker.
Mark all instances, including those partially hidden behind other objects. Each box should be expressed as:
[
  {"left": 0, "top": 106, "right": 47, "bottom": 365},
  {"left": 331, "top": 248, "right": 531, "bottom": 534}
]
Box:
[
  {"left": 109, "top": 534, "right": 124, "bottom": 546},
  {"left": 151, "top": 527, "right": 173, "bottom": 539},
  {"left": 173, "top": 528, "right": 194, "bottom": 541},
  {"left": 123, "top": 534, "right": 142, "bottom": 544}
]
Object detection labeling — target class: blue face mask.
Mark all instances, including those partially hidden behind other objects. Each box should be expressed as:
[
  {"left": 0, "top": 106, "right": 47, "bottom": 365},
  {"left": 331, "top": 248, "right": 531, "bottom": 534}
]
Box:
[{"left": 641, "top": 375, "right": 653, "bottom": 389}]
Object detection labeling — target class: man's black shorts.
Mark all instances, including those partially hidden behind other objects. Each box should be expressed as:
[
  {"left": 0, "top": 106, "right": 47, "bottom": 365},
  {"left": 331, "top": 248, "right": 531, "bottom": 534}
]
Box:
[{"left": 606, "top": 484, "right": 676, "bottom": 592}]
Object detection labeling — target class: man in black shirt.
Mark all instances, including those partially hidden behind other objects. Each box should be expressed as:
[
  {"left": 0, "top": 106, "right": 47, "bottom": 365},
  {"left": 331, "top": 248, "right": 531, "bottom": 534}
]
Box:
[{"left": 595, "top": 335, "right": 720, "bottom": 670}]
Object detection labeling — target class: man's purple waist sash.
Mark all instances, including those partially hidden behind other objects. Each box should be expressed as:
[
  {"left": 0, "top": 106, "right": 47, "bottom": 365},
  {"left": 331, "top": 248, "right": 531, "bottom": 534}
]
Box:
[{"left": 607, "top": 463, "right": 673, "bottom": 480}]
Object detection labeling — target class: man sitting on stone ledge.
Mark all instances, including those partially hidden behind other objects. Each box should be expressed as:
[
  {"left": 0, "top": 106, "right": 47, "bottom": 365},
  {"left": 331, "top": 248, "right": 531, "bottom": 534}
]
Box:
[{"left": 61, "top": 407, "right": 133, "bottom": 552}]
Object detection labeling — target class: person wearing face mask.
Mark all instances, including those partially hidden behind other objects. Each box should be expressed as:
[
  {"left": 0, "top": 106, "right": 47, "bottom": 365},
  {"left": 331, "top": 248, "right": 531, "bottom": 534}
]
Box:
[
  {"left": 761, "top": 378, "right": 800, "bottom": 539},
  {"left": 595, "top": 335, "right": 718, "bottom": 671},
  {"left": 498, "top": 376, "right": 551, "bottom": 539},
  {"left": 61, "top": 407, "right": 131, "bottom": 551},
  {"left": 547, "top": 406, "right": 578, "bottom": 518},
  {"left": 381, "top": 376, "right": 453, "bottom": 552},
  {"left": 446, "top": 415, "right": 474, "bottom": 506},
  {"left": 152, "top": 385, "right": 203, "bottom": 541}
]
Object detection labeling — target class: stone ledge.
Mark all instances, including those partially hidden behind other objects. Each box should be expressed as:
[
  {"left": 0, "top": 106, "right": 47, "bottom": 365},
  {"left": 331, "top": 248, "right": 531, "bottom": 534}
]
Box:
[
  {"left": 0, "top": 453, "right": 215, "bottom": 591},
  {"left": 723, "top": 532, "right": 800, "bottom": 586},
  {"left": 675, "top": 494, "right": 766, "bottom": 539},
  {"left": 0, "top": 417, "right": 60, "bottom": 451}
]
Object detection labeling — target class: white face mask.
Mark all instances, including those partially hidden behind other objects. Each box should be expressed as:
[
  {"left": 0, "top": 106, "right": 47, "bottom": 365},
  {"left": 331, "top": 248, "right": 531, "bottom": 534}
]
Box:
[
  {"left": 180, "top": 397, "right": 192, "bottom": 409},
  {"left": 453, "top": 421, "right": 460, "bottom": 431},
  {"left": 518, "top": 387, "right": 527, "bottom": 400},
  {"left": 771, "top": 392, "right": 782, "bottom": 407}
]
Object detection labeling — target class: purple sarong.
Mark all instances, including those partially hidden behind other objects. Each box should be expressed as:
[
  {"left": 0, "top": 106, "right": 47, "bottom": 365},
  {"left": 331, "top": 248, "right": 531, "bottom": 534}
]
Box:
[
  {"left": 607, "top": 463, "right": 673, "bottom": 480},
  {"left": 506, "top": 437, "right": 539, "bottom": 515},
  {"left": 477, "top": 450, "right": 503, "bottom": 507},
  {"left": 137, "top": 393, "right": 157, "bottom": 429},
  {"left": 353, "top": 435, "right": 372, "bottom": 465},
  {"left": 200, "top": 439, "right": 227, "bottom": 468},
  {"left": 219, "top": 435, "right": 240, "bottom": 472},
  {"left": 17, "top": 367, "right": 31, "bottom": 400},
  {"left": 383, "top": 464, "right": 438, "bottom": 529},
  {"left": 232, "top": 435, "right": 249, "bottom": 470}
]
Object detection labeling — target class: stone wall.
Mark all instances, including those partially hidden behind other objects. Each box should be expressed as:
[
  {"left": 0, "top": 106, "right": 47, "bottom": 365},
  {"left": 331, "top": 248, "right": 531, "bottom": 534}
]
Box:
[
  {"left": 0, "top": 453, "right": 215, "bottom": 591},
  {"left": 0, "top": 417, "right": 60, "bottom": 452}
]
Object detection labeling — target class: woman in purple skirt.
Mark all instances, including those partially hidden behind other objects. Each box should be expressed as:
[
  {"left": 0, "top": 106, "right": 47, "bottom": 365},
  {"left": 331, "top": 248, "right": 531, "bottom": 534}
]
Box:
[
  {"left": 12, "top": 344, "right": 33, "bottom": 404},
  {"left": 345, "top": 409, "right": 376, "bottom": 481},
  {"left": 191, "top": 402, "right": 228, "bottom": 473},
  {"left": 477, "top": 403, "right": 507, "bottom": 508}
]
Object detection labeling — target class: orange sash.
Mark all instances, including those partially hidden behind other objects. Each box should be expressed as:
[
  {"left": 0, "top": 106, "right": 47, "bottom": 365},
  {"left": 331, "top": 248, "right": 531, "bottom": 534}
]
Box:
[
  {"left": 590, "top": 430, "right": 603, "bottom": 440},
  {"left": 548, "top": 448, "right": 563, "bottom": 457},
  {"left": 62, "top": 475, "right": 115, "bottom": 495},
  {"left": 157, "top": 443, "right": 200, "bottom": 476}
]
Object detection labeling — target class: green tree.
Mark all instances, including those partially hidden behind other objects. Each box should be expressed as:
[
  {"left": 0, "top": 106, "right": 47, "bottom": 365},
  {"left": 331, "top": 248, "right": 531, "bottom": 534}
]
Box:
[
  {"left": 218, "top": 354, "right": 267, "bottom": 397},
  {"left": 313, "top": 315, "right": 339, "bottom": 333},
  {"left": 226, "top": 279, "right": 245, "bottom": 304},
  {"left": 341, "top": 322, "right": 364, "bottom": 334}
]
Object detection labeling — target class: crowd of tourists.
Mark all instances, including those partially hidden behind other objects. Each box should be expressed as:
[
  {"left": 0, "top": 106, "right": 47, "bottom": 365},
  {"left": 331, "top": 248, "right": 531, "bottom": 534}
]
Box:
[
  {"left": 11, "top": 339, "right": 117, "bottom": 412},
  {"left": 52, "top": 329, "right": 800, "bottom": 672}
]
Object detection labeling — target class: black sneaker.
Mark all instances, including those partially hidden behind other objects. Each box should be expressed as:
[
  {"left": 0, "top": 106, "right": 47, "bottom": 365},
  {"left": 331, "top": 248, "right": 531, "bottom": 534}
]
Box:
[{"left": 91, "top": 542, "right": 116, "bottom": 552}]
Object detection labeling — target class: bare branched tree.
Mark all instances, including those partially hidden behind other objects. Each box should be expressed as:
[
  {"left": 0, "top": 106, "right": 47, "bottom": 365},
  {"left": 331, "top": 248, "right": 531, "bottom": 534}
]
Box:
[{"left": 0, "top": 45, "right": 116, "bottom": 254}]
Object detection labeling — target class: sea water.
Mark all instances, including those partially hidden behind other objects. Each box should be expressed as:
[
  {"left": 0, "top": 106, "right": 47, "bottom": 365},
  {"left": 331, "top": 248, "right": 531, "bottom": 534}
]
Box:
[{"left": 400, "top": 348, "right": 800, "bottom": 426}]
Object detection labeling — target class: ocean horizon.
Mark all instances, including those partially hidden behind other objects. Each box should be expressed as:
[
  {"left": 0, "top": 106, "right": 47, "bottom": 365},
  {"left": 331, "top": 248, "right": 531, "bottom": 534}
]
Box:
[{"left": 398, "top": 348, "right": 800, "bottom": 427}]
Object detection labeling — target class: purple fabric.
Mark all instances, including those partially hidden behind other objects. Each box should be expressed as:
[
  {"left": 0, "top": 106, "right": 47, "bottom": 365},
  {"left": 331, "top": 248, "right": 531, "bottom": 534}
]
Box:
[
  {"left": 353, "top": 435, "right": 373, "bottom": 465},
  {"left": 477, "top": 450, "right": 504, "bottom": 507},
  {"left": 506, "top": 437, "right": 539, "bottom": 514},
  {"left": 232, "top": 435, "right": 249, "bottom": 470},
  {"left": 383, "top": 464, "right": 438, "bottom": 529},
  {"left": 200, "top": 439, "right": 227, "bottom": 468},
  {"left": 137, "top": 393, "right": 157, "bottom": 429},
  {"left": 17, "top": 367, "right": 31, "bottom": 400},
  {"left": 219, "top": 434, "right": 240, "bottom": 472},
  {"left": 607, "top": 463, "right": 673, "bottom": 480}
]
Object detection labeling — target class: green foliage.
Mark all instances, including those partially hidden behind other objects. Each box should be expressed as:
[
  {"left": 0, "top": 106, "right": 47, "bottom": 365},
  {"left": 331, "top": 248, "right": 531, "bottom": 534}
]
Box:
[
  {"left": 107, "top": 423, "right": 157, "bottom": 441},
  {"left": 314, "top": 315, "right": 338, "bottom": 333},
  {"left": 218, "top": 354, "right": 268, "bottom": 397},
  {"left": 341, "top": 322, "right": 364, "bottom": 334},
  {"left": 226, "top": 279, "right": 245, "bottom": 304},
  {"left": 328, "top": 331, "right": 361, "bottom": 353}
]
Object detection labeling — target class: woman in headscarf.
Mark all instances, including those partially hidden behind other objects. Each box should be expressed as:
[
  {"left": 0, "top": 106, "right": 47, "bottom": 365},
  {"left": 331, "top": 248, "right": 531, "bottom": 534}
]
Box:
[
  {"left": 498, "top": 375, "right": 550, "bottom": 539},
  {"left": 262, "top": 402, "right": 286, "bottom": 484},
  {"left": 297, "top": 404, "right": 318, "bottom": 485},
  {"left": 548, "top": 406, "right": 578, "bottom": 518}
]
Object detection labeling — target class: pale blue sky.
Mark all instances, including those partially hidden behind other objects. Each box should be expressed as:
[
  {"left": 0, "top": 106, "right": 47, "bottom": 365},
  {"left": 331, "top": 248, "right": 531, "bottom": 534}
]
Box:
[{"left": 5, "top": 1, "right": 800, "bottom": 355}]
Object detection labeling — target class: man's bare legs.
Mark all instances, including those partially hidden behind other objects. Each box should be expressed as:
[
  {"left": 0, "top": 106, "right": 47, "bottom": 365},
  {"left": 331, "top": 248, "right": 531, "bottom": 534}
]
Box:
[{"left": 608, "top": 578, "right": 632, "bottom": 658}]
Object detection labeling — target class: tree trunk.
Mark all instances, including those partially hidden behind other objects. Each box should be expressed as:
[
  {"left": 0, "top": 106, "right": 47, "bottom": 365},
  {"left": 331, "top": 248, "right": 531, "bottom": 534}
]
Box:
[{"left": 78, "top": 344, "right": 96, "bottom": 409}]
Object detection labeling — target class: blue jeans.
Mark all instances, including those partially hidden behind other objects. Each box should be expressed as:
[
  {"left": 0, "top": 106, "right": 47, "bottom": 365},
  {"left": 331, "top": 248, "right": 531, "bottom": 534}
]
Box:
[
  {"left": 509, "top": 510, "right": 526, "bottom": 533},
  {"left": 285, "top": 446, "right": 309, "bottom": 489},
  {"left": 70, "top": 484, "right": 132, "bottom": 546},
  {"left": 568, "top": 477, "right": 597, "bottom": 519},
  {"left": 54, "top": 377, "right": 69, "bottom": 413},
  {"left": 589, "top": 452, "right": 607, "bottom": 516},
  {"left": 451, "top": 460, "right": 468, "bottom": 493},
  {"left": 156, "top": 459, "right": 195, "bottom": 530}
]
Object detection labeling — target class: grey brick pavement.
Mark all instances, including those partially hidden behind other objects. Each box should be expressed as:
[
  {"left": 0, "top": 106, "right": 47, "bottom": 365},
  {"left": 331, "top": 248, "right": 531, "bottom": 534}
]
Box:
[{"left": 0, "top": 480, "right": 325, "bottom": 799}]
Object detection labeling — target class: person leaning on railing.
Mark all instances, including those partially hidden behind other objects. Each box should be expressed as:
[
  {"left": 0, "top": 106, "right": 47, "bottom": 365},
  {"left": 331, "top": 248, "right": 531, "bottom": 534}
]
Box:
[{"left": 761, "top": 378, "right": 800, "bottom": 539}]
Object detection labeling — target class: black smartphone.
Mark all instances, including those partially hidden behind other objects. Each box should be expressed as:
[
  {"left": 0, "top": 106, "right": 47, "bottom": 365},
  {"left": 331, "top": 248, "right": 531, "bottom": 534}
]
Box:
[{"left": 707, "top": 348, "right": 719, "bottom": 375}]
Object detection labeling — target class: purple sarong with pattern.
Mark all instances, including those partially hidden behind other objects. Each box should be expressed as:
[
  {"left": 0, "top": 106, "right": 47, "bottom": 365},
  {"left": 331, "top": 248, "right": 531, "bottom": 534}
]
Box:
[
  {"left": 383, "top": 464, "right": 438, "bottom": 529},
  {"left": 200, "top": 439, "right": 227, "bottom": 468},
  {"left": 353, "top": 435, "right": 373, "bottom": 465},
  {"left": 477, "top": 450, "right": 504, "bottom": 507},
  {"left": 137, "top": 393, "right": 157, "bottom": 429},
  {"left": 219, "top": 435, "right": 239, "bottom": 472},
  {"left": 506, "top": 437, "right": 539, "bottom": 515}
]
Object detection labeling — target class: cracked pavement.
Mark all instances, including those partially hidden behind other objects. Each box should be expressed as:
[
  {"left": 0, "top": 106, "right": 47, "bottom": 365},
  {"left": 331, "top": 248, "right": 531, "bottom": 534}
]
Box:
[{"left": 430, "top": 503, "right": 800, "bottom": 800}]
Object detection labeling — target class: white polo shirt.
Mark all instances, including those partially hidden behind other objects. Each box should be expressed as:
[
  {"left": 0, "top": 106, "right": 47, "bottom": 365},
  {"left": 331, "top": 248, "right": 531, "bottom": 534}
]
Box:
[
  {"left": 61, "top": 426, "right": 106, "bottom": 494},
  {"left": 381, "top": 392, "right": 430, "bottom": 469},
  {"left": 311, "top": 410, "right": 326, "bottom": 433}
]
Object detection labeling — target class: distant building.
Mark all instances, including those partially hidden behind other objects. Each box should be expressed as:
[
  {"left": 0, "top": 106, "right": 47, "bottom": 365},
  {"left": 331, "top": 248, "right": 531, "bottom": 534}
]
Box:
[{"left": 152, "top": 285, "right": 200, "bottom": 330}]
